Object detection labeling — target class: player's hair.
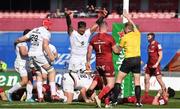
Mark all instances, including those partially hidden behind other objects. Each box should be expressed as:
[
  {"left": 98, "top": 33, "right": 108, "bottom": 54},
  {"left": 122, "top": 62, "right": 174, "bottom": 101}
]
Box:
[
  {"left": 78, "top": 21, "right": 86, "bottom": 28},
  {"left": 168, "top": 87, "right": 175, "bottom": 98},
  {"left": 23, "top": 29, "right": 31, "bottom": 35},
  {"left": 147, "top": 32, "right": 155, "bottom": 39},
  {"left": 124, "top": 22, "right": 134, "bottom": 31}
]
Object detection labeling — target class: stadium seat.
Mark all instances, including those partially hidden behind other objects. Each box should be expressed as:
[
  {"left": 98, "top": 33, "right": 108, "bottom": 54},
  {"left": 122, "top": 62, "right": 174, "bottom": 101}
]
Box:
[
  {"left": 138, "top": 12, "right": 145, "bottom": 18},
  {"left": 144, "top": 12, "right": 151, "bottom": 18}
]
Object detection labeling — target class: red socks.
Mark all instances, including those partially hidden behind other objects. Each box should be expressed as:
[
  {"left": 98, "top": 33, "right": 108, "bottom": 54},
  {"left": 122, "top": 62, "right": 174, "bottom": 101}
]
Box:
[{"left": 98, "top": 86, "right": 111, "bottom": 100}]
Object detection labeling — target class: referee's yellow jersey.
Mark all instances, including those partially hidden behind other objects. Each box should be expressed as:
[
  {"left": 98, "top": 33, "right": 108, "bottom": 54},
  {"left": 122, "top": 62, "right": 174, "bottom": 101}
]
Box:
[{"left": 119, "top": 28, "right": 141, "bottom": 58}]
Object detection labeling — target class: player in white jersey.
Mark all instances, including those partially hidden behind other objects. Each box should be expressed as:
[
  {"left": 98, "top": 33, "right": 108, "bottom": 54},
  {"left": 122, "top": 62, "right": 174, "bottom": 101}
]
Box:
[
  {"left": 64, "top": 9, "right": 108, "bottom": 103},
  {"left": 41, "top": 43, "right": 58, "bottom": 84},
  {"left": 15, "top": 19, "right": 59, "bottom": 102},
  {"left": 6, "top": 29, "right": 31, "bottom": 102},
  {"left": 62, "top": 72, "right": 93, "bottom": 103},
  {"left": 65, "top": 9, "right": 108, "bottom": 72}
]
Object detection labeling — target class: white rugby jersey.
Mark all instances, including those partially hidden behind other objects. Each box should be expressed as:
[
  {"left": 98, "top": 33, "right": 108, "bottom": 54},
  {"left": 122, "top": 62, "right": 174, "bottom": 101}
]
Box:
[
  {"left": 44, "top": 44, "right": 57, "bottom": 55},
  {"left": 15, "top": 42, "right": 28, "bottom": 62},
  {"left": 70, "top": 29, "right": 91, "bottom": 56},
  {"left": 25, "top": 26, "right": 51, "bottom": 56}
]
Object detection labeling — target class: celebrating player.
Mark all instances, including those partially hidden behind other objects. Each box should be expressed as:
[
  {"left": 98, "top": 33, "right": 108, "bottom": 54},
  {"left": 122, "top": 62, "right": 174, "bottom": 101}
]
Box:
[
  {"left": 86, "top": 21, "right": 120, "bottom": 108},
  {"left": 15, "top": 19, "right": 59, "bottom": 102}
]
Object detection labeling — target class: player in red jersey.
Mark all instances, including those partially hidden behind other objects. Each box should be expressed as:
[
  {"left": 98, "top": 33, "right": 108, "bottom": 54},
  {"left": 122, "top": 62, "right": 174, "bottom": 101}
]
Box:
[
  {"left": 118, "top": 87, "right": 175, "bottom": 105},
  {"left": 86, "top": 21, "right": 120, "bottom": 108},
  {"left": 144, "top": 33, "right": 166, "bottom": 96}
]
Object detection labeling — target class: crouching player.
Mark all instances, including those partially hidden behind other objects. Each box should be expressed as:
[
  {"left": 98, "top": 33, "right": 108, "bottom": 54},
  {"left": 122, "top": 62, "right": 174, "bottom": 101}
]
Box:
[{"left": 62, "top": 71, "right": 93, "bottom": 103}]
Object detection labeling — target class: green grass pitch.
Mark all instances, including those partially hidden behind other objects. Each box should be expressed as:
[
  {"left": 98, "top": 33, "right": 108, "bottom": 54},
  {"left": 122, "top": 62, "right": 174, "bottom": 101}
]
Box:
[{"left": 0, "top": 91, "right": 180, "bottom": 108}]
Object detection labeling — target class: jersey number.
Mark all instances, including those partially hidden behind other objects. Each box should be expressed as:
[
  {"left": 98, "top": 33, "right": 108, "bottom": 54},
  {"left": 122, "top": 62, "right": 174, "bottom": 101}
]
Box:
[
  {"left": 98, "top": 45, "right": 102, "bottom": 53},
  {"left": 31, "top": 34, "right": 39, "bottom": 46}
]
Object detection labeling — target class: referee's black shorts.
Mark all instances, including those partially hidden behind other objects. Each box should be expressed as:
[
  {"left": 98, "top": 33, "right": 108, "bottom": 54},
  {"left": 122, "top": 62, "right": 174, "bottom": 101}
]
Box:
[{"left": 120, "top": 56, "right": 141, "bottom": 74}]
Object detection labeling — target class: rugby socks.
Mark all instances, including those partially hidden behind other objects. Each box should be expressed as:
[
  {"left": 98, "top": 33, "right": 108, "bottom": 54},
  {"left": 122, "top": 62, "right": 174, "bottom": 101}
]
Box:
[
  {"left": 98, "top": 86, "right": 111, "bottom": 100},
  {"left": 112, "top": 83, "right": 121, "bottom": 103},
  {"left": 135, "top": 85, "right": 141, "bottom": 103},
  {"left": 104, "top": 96, "right": 110, "bottom": 105},
  {"left": 26, "top": 83, "right": 33, "bottom": 99},
  {"left": 8, "top": 82, "right": 22, "bottom": 94},
  {"left": 49, "top": 82, "right": 56, "bottom": 96},
  {"left": 37, "top": 81, "right": 43, "bottom": 98}
]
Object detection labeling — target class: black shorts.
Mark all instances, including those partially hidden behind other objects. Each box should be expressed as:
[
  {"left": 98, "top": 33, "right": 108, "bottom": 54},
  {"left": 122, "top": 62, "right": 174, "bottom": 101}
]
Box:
[{"left": 120, "top": 56, "right": 141, "bottom": 74}]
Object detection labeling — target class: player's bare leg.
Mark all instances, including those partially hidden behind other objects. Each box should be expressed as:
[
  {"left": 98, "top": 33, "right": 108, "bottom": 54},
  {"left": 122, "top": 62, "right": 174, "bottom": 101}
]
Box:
[
  {"left": 95, "top": 77, "right": 115, "bottom": 108},
  {"left": 64, "top": 92, "right": 74, "bottom": 103},
  {"left": 144, "top": 73, "right": 151, "bottom": 96},
  {"left": 26, "top": 81, "right": 34, "bottom": 102},
  {"left": 7, "top": 76, "right": 28, "bottom": 102},
  {"left": 36, "top": 71, "right": 44, "bottom": 102},
  {"left": 42, "top": 64, "right": 59, "bottom": 101},
  {"left": 156, "top": 75, "right": 166, "bottom": 92}
]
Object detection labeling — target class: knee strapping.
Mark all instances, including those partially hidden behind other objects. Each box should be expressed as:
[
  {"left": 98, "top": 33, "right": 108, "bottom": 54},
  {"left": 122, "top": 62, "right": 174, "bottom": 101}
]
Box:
[{"left": 44, "top": 66, "right": 54, "bottom": 73}]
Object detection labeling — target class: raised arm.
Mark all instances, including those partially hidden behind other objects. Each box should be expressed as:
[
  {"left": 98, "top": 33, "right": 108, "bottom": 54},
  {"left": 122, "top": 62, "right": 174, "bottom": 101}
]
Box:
[
  {"left": 122, "top": 9, "right": 137, "bottom": 29},
  {"left": 90, "top": 9, "right": 109, "bottom": 33},
  {"left": 65, "top": 10, "right": 73, "bottom": 36}
]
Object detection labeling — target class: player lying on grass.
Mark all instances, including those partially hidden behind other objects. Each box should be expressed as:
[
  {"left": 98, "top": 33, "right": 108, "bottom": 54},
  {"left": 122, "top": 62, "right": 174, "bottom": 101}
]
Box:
[{"left": 116, "top": 87, "right": 175, "bottom": 105}]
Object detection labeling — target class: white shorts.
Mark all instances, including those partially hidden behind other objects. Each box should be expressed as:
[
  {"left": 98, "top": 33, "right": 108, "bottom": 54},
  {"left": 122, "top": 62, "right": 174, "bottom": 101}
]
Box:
[
  {"left": 41, "top": 67, "right": 48, "bottom": 74},
  {"left": 30, "top": 55, "right": 49, "bottom": 67},
  {"left": 76, "top": 73, "right": 93, "bottom": 90},
  {"left": 62, "top": 72, "right": 93, "bottom": 93},
  {"left": 14, "top": 60, "right": 27, "bottom": 77},
  {"left": 68, "top": 56, "right": 86, "bottom": 71},
  {"left": 62, "top": 73, "right": 74, "bottom": 93}
]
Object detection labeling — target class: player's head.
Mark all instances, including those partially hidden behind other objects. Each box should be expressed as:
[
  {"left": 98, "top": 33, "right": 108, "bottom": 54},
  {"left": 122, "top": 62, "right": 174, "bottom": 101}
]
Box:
[
  {"left": 167, "top": 87, "right": 175, "bottom": 98},
  {"left": 124, "top": 22, "right": 134, "bottom": 33},
  {"left": 42, "top": 19, "right": 52, "bottom": 30},
  {"left": 23, "top": 29, "right": 31, "bottom": 35},
  {"left": 77, "top": 21, "right": 86, "bottom": 35},
  {"left": 147, "top": 32, "right": 155, "bottom": 43},
  {"left": 99, "top": 21, "right": 108, "bottom": 32}
]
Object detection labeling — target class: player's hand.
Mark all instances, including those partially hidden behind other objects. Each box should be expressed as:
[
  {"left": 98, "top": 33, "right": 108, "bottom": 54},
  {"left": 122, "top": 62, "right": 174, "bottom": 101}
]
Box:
[
  {"left": 101, "top": 8, "right": 109, "bottom": 18},
  {"left": 152, "top": 63, "right": 158, "bottom": 68},
  {"left": 65, "top": 10, "right": 72, "bottom": 16},
  {"left": 49, "top": 56, "right": 55, "bottom": 62},
  {"left": 86, "top": 62, "right": 91, "bottom": 71},
  {"left": 122, "top": 9, "right": 129, "bottom": 18},
  {"left": 143, "top": 64, "right": 147, "bottom": 71},
  {"left": 85, "top": 99, "right": 94, "bottom": 103}
]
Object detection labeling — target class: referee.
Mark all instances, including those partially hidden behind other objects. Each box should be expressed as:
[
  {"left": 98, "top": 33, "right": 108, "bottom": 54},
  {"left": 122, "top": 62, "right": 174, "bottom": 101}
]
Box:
[{"left": 111, "top": 10, "right": 142, "bottom": 107}]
